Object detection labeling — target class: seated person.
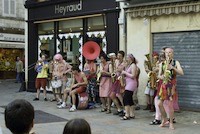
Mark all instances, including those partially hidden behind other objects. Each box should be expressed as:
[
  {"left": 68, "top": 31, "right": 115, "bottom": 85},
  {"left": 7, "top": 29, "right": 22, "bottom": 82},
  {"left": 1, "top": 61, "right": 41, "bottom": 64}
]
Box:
[
  {"left": 63, "top": 118, "right": 91, "bottom": 134},
  {"left": 69, "top": 65, "right": 88, "bottom": 112},
  {"left": 5, "top": 99, "right": 34, "bottom": 134}
]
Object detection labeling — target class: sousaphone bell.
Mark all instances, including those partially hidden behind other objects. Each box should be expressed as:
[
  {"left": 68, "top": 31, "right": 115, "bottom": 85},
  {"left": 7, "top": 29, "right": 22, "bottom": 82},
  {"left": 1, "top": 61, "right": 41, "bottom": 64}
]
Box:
[{"left": 82, "top": 41, "right": 100, "bottom": 60}]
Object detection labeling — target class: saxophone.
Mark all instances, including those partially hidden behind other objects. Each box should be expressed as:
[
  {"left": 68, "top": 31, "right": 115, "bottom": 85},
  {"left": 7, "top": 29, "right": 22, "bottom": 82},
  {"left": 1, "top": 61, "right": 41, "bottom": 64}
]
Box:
[
  {"left": 144, "top": 54, "right": 157, "bottom": 89},
  {"left": 111, "top": 60, "right": 117, "bottom": 83},
  {"left": 163, "top": 56, "right": 172, "bottom": 84},
  {"left": 96, "top": 65, "right": 101, "bottom": 82}
]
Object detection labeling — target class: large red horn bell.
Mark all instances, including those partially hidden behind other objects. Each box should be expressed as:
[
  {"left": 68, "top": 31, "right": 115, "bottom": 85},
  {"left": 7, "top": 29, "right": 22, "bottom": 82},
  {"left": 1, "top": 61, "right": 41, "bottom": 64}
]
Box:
[{"left": 83, "top": 41, "right": 100, "bottom": 60}]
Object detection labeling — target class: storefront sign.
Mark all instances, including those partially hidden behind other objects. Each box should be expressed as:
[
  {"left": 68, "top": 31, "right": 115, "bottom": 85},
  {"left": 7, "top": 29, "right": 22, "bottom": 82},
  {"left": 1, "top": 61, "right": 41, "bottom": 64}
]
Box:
[
  {"left": 0, "top": 33, "right": 25, "bottom": 42},
  {"left": 55, "top": 1, "right": 82, "bottom": 15}
]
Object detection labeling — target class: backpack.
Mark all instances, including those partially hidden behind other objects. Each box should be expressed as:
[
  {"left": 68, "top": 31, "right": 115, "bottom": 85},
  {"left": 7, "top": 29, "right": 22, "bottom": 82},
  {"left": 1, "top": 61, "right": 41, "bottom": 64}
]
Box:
[{"left": 77, "top": 92, "right": 89, "bottom": 110}]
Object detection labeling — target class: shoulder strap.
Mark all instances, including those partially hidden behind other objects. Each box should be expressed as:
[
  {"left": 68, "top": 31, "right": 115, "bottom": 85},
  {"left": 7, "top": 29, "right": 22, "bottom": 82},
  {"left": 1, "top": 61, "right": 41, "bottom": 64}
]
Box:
[{"left": 172, "top": 59, "right": 176, "bottom": 67}]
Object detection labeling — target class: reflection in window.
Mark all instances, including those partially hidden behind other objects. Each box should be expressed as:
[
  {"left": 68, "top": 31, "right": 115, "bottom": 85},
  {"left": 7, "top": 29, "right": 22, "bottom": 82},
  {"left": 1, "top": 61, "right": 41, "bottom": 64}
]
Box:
[
  {"left": 59, "top": 19, "right": 82, "bottom": 33},
  {"left": 38, "top": 22, "right": 54, "bottom": 60},
  {"left": 88, "top": 16, "right": 106, "bottom": 31}
]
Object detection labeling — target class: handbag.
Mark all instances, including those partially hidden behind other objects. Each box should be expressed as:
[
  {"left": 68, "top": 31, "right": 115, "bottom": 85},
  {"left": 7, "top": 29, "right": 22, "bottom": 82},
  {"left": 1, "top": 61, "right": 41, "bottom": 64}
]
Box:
[{"left": 51, "top": 79, "right": 62, "bottom": 88}]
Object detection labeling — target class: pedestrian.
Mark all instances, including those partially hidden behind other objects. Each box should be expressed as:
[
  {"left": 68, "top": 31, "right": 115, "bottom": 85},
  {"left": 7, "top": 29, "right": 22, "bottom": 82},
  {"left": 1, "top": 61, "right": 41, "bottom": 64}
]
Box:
[
  {"left": 158, "top": 47, "right": 184, "bottom": 130},
  {"left": 121, "top": 54, "right": 138, "bottom": 120},
  {"left": 33, "top": 54, "right": 49, "bottom": 101},
  {"left": 5, "top": 99, "right": 34, "bottom": 134},
  {"left": 15, "top": 56, "right": 23, "bottom": 83},
  {"left": 63, "top": 118, "right": 91, "bottom": 134}
]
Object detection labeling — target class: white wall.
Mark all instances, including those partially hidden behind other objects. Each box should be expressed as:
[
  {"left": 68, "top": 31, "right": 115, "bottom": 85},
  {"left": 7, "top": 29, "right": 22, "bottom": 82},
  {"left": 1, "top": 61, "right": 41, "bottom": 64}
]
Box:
[{"left": 126, "top": 12, "right": 200, "bottom": 105}]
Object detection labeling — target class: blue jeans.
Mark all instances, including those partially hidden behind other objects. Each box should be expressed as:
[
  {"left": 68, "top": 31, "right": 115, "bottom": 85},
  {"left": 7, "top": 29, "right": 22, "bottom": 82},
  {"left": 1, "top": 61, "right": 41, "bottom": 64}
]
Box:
[{"left": 16, "top": 72, "right": 23, "bottom": 83}]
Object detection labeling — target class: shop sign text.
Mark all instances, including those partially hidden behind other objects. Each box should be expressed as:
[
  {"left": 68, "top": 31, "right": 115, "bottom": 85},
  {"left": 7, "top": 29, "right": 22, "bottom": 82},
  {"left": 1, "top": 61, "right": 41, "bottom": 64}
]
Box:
[{"left": 55, "top": 1, "right": 82, "bottom": 15}]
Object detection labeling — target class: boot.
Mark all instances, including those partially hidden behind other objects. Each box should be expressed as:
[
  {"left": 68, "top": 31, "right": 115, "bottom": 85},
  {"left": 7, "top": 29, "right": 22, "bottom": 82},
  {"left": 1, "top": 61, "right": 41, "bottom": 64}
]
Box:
[{"left": 143, "top": 104, "right": 151, "bottom": 110}]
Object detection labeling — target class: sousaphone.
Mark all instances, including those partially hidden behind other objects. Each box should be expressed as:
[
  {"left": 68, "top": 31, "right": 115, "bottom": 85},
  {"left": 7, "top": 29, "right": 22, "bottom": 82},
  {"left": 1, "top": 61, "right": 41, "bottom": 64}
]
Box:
[{"left": 82, "top": 41, "right": 100, "bottom": 60}]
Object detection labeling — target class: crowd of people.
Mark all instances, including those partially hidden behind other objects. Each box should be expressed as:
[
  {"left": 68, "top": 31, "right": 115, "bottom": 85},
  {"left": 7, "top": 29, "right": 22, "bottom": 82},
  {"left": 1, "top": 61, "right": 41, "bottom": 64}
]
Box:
[
  {"left": 6, "top": 46, "right": 183, "bottom": 133},
  {"left": 5, "top": 99, "right": 91, "bottom": 134}
]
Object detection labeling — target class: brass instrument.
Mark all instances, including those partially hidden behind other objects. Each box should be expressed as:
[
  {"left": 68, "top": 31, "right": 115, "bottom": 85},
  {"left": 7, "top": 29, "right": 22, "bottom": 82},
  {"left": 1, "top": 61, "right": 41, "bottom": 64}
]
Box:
[
  {"left": 118, "top": 74, "right": 125, "bottom": 87},
  {"left": 111, "top": 60, "right": 117, "bottom": 83},
  {"left": 96, "top": 65, "right": 101, "bottom": 82},
  {"left": 163, "top": 56, "right": 172, "bottom": 84},
  {"left": 144, "top": 54, "right": 157, "bottom": 89},
  {"left": 111, "top": 73, "right": 116, "bottom": 83}
]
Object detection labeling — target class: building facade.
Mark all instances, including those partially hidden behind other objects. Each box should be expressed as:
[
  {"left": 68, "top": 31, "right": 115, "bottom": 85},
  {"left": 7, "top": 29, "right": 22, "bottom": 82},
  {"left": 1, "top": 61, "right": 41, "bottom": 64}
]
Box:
[
  {"left": 125, "top": 0, "right": 200, "bottom": 110},
  {"left": 25, "top": 0, "right": 120, "bottom": 91},
  {"left": 0, "top": 0, "right": 25, "bottom": 79}
]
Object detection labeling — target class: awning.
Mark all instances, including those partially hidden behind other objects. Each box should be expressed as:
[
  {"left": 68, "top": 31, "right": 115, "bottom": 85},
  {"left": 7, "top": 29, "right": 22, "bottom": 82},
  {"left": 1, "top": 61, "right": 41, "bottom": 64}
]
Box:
[
  {"left": 126, "top": 0, "right": 200, "bottom": 18},
  {"left": 0, "top": 41, "right": 25, "bottom": 49}
]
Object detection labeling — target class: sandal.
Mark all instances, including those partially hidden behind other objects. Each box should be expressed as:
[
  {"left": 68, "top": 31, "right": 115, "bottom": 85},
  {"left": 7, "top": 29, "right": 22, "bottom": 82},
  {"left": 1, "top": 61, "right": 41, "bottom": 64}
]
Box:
[
  {"left": 121, "top": 116, "right": 130, "bottom": 120},
  {"left": 168, "top": 118, "right": 176, "bottom": 123},
  {"left": 130, "top": 116, "right": 135, "bottom": 119},
  {"left": 50, "top": 98, "right": 56, "bottom": 102},
  {"left": 106, "top": 109, "right": 111, "bottom": 114},
  {"left": 100, "top": 108, "right": 107, "bottom": 112},
  {"left": 159, "top": 119, "right": 169, "bottom": 127},
  {"left": 150, "top": 119, "right": 161, "bottom": 125}
]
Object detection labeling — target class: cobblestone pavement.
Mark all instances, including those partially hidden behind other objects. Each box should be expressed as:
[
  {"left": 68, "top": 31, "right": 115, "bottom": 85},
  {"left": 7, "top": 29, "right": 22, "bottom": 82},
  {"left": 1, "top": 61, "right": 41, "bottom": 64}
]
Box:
[{"left": 0, "top": 80, "right": 200, "bottom": 134}]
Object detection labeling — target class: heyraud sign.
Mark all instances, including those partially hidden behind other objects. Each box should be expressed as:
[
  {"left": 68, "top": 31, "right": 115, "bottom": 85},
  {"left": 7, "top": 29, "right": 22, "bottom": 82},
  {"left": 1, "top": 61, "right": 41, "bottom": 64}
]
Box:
[{"left": 55, "top": 1, "right": 82, "bottom": 15}]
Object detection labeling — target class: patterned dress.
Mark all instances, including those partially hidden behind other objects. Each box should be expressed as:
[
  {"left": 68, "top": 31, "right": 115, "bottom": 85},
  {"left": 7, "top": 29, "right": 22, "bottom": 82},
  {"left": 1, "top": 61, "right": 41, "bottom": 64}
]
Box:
[
  {"left": 84, "top": 62, "right": 98, "bottom": 99},
  {"left": 158, "top": 60, "right": 177, "bottom": 101}
]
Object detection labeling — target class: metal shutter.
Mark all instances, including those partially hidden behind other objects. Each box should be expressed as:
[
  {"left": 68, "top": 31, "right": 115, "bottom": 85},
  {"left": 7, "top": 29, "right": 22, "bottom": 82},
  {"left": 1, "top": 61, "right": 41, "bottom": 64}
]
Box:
[{"left": 153, "top": 31, "right": 200, "bottom": 111}]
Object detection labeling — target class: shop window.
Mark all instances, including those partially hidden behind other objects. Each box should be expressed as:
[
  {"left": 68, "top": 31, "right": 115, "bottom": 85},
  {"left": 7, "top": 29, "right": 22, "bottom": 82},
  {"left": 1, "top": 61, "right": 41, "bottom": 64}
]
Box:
[
  {"left": 0, "top": 48, "right": 24, "bottom": 79},
  {"left": 38, "top": 22, "right": 54, "bottom": 60},
  {"left": 3, "top": 0, "right": 16, "bottom": 17},
  {"left": 59, "top": 19, "right": 82, "bottom": 33},
  {"left": 87, "top": 16, "right": 106, "bottom": 31},
  {"left": 59, "top": 19, "right": 82, "bottom": 65}
]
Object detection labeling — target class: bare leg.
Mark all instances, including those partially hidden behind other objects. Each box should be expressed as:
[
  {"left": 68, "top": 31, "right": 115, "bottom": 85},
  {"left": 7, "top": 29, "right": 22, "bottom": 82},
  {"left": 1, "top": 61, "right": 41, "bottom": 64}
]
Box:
[
  {"left": 71, "top": 90, "right": 76, "bottom": 106},
  {"left": 106, "top": 97, "right": 111, "bottom": 113},
  {"left": 124, "top": 106, "right": 130, "bottom": 117},
  {"left": 130, "top": 105, "right": 135, "bottom": 117},
  {"left": 158, "top": 100, "right": 168, "bottom": 127},
  {"left": 110, "top": 92, "right": 121, "bottom": 111},
  {"left": 43, "top": 88, "right": 47, "bottom": 99},
  {"left": 144, "top": 95, "right": 150, "bottom": 110},
  {"left": 168, "top": 101, "right": 175, "bottom": 129},
  {"left": 100, "top": 97, "right": 106, "bottom": 110},
  {"left": 36, "top": 89, "right": 40, "bottom": 98},
  {"left": 117, "top": 94, "right": 124, "bottom": 108}
]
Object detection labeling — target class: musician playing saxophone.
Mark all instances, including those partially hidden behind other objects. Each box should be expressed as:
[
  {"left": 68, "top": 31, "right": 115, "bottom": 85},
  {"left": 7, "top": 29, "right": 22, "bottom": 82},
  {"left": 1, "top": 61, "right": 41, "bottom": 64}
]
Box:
[
  {"left": 158, "top": 47, "right": 184, "bottom": 130},
  {"left": 143, "top": 52, "right": 159, "bottom": 112},
  {"left": 109, "top": 51, "right": 126, "bottom": 115}
]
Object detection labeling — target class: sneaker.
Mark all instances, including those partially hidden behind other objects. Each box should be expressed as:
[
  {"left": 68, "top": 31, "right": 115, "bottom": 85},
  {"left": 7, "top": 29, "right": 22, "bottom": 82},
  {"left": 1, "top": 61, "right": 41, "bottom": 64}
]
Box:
[
  {"left": 57, "top": 104, "right": 66, "bottom": 109},
  {"left": 44, "top": 98, "right": 48, "bottom": 101},
  {"left": 33, "top": 98, "right": 39, "bottom": 101},
  {"left": 69, "top": 107, "right": 76, "bottom": 112},
  {"left": 57, "top": 101, "right": 62, "bottom": 105}
]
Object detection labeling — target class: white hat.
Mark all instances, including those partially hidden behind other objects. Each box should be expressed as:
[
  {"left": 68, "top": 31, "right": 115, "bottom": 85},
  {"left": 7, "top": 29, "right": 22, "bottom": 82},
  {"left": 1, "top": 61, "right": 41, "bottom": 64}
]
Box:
[{"left": 107, "top": 53, "right": 116, "bottom": 58}]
